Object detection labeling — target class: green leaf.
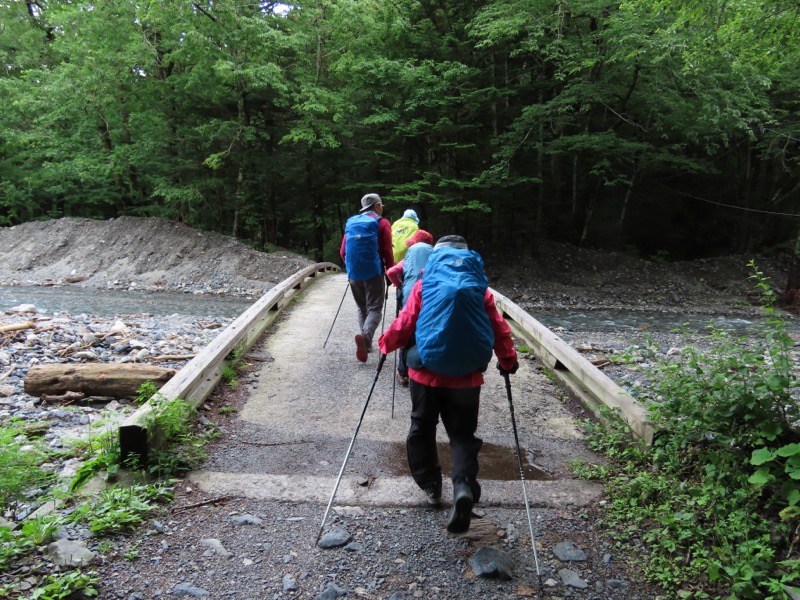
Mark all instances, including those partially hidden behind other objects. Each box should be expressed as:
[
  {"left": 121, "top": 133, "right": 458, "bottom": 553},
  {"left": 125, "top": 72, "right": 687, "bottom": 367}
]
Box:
[
  {"left": 749, "top": 447, "right": 776, "bottom": 466},
  {"left": 776, "top": 443, "right": 800, "bottom": 458},
  {"left": 747, "top": 467, "right": 772, "bottom": 485}
]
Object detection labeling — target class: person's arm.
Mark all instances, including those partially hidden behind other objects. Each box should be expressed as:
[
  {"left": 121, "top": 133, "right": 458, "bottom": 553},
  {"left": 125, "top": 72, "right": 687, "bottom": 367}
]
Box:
[
  {"left": 378, "top": 279, "right": 421, "bottom": 354},
  {"left": 386, "top": 260, "right": 404, "bottom": 288},
  {"left": 485, "top": 290, "right": 518, "bottom": 371},
  {"left": 339, "top": 235, "right": 347, "bottom": 263},
  {"left": 377, "top": 218, "right": 395, "bottom": 270}
]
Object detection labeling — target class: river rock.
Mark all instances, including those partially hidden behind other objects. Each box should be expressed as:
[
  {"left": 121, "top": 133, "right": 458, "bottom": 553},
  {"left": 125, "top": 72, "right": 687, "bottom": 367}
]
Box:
[
  {"left": 468, "top": 546, "right": 515, "bottom": 580},
  {"left": 46, "top": 539, "right": 95, "bottom": 566},
  {"left": 318, "top": 527, "right": 352, "bottom": 549},
  {"left": 553, "top": 540, "right": 588, "bottom": 561}
]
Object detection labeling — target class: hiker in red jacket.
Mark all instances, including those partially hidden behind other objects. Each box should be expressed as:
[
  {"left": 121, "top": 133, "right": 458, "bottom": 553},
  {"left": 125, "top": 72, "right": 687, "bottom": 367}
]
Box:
[
  {"left": 378, "top": 235, "right": 518, "bottom": 533},
  {"left": 340, "top": 194, "right": 395, "bottom": 362}
]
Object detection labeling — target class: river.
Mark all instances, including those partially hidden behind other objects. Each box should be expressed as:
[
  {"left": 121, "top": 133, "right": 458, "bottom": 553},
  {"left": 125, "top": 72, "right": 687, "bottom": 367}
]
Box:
[
  {"left": 1, "top": 284, "right": 794, "bottom": 335},
  {"left": 0, "top": 285, "right": 256, "bottom": 320}
]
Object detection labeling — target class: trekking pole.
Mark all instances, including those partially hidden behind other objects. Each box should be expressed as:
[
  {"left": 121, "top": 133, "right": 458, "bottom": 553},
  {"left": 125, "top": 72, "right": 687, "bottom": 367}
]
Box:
[
  {"left": 502, "top": 371, "right": 543, "bottom": 587},
  {"left": 391, "top": 351, "right": 397, "bottom": 419},
  {"left": 316, "top": 353, "right": 387, "bottom": 545},
  {"left": 323, "top": 281, "right": 350, "bottom": 349},
  {"left": 391, "top": 290, "right": 401, "bottom": 419},
  {"left": 380, "top": 283, "right": 388, "bottom": 335}
]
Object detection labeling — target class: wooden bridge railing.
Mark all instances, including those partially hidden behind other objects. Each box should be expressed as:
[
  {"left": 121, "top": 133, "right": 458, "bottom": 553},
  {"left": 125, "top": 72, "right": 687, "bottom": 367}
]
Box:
[
  {"left": 118, "top": 262, "right": 340, "bottom": 463},
  {"left": 491, "top": 289, "right": 653, "bottom": 445}
]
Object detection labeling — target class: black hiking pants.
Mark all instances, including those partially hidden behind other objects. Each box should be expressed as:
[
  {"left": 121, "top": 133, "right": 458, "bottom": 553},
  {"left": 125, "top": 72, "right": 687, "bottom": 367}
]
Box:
[{"left": 406, "top": 381, "right": 482, "bottom": 498}]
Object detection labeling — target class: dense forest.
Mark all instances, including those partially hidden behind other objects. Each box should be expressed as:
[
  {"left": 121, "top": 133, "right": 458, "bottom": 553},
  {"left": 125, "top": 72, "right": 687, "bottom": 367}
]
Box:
[{"left": 1, "top": 0, "right": 799, "bottom": 262}]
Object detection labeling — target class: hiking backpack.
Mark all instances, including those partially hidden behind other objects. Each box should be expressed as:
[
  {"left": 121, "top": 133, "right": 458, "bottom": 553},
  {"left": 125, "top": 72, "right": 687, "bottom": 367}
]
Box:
[
  {"left": 401, "top": 242, "right": 433, "bottom": 307},
  {"left": 415, "top": 247, "right": 494, "bottom": 377},
  {"left": 344, "top": 212, "right": 383, "bottom": 280},
  {"left": 391, "top": 217, "right": 419, "bottom": 263}
]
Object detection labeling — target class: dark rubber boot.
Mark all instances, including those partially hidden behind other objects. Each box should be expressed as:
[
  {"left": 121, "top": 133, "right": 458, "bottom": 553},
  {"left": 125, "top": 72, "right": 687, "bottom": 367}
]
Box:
[{"left": 446, "top": 482, "right": 474, "bottom": 533}]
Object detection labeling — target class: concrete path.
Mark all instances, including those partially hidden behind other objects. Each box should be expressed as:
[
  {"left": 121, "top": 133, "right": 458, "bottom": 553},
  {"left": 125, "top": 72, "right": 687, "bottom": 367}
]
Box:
[{"left": 190, "top": 273, "right": 604, "bottom": 508}]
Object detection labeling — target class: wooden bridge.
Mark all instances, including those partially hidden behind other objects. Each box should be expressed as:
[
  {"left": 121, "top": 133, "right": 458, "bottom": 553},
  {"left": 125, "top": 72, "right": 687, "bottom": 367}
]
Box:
[{"left": 118, "top": 264, "right": 651, "bottom": 509}]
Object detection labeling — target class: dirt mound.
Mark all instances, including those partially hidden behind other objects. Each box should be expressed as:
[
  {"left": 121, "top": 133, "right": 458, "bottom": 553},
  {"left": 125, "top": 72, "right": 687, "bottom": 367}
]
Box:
[{"left": 0, "top": 217, "right": 316, "bottom": 295}]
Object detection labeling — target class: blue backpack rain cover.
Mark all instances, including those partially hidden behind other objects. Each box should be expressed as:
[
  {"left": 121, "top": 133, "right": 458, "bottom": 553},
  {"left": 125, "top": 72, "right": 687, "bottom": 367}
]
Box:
[
  {"left": 415, "top": 247, "right": 494, "bottom": 377},
  {"left": 344, "top": 213, "right": 382, "bottom": 280}
]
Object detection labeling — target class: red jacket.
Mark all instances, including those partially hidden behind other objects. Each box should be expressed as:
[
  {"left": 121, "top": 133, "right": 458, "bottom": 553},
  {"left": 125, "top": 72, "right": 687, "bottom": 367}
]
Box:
[
  {"left": 378, "top": 279, "right": 518, "bottom": 388},
  {"left": 339, "top": 212, "right": 395, "bottom": 273},
  {"left": 386, "top": 260, "right": 404, "bottom": 289}
]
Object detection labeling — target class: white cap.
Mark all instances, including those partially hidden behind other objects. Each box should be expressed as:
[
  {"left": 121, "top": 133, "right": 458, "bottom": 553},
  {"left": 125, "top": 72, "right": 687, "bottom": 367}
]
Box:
[{"left": 403, "top": 209, "right": 419, "bottom": 223}]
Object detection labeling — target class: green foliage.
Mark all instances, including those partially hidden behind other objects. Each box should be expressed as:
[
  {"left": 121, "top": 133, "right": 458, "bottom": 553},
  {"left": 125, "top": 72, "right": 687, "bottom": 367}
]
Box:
[
  {"left": 70, "top": 430, "right": 123, "bottom": 492},
  {"left": 0, "top": 525, "right": 30, "bottom": 571},
  {"left": 1, "top": 0, "right": 798, "bottom": 255},
  {"left": 220, "top": 365, "right": 238, "bottom": 387},
  {"left": 28, "top": 570, "right": 98, "bottom": 599},
  {"left": 123, "top": 540, "right": 142, "bottom": 561},
  {"left": 20, "top": 516, "right": 59, "bottom": 546},
  {"left": 580, "top": 265, "right": 800, "bottom": 598},
  {"left": 145, "top": 395, "right": 207, "bottom": 477},
  {"left": 0, "top": 514, "right": 59, "bottom": 573},
  {"left": 0, "top": 424, "right": 53, "bottom": 514},
  {"left": 136, "top": 381, "right": 160, "bottom": 406},
  {"left": 67, "top": 484, "right": 171, "bottom": 536}
]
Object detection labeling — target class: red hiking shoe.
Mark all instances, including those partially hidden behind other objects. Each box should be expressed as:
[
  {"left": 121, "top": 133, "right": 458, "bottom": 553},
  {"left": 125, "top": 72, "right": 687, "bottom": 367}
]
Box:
[{"left": 355, "top": 334, "right": 368, "bottom": 362}]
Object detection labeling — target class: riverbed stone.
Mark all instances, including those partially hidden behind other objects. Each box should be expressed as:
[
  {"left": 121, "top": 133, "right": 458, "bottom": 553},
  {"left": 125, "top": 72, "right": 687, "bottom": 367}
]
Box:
[
  {"left": 46, "top": 539, "right": 95, "bottom": 566},
  {"left": 553, "top": 540, "right": 588, "bottom": 561},
  {"left": 318, "top": 527, "right": 352, "bottom": 549},
  {"left": 468, "top": 547, "right": 515, "bottom": 580}
]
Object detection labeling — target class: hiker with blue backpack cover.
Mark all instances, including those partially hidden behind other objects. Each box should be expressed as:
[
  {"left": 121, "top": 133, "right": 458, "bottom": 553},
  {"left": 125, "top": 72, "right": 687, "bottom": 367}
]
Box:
[
  {"left": 385, "top": 229, "right": 435, "bottom": 386},
  {"left": 378, "top": 235, "right": 519, "bottom": 534},
  {"left": 340, "top": 193, "right": 395, "bottom": 362}
]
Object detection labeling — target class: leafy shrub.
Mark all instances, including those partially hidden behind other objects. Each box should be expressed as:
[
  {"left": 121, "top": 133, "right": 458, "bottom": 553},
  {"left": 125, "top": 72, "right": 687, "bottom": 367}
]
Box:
[
  {"left": 145, "top": 395, "right": 207, "bottom": 477},
  {"left": 67, "top": 484, "right": 171, "bottom": 536},
  {"left": 580, "top": 263, "right": 800, "bottom": 599},
  {"left": 0, "top": 424, "right": 53, "bottom": 516}
]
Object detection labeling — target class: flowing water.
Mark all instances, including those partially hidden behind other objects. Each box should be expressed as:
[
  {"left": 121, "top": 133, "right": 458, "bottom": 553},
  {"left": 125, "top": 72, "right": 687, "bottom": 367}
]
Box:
[
  {"left": 1, "top": 284, "right": 796, "bottom": 334},
  {"left": 0, "top": 285, "right": 255, "bottom": 319},
  {"left": 530, "top": 307, "right": 799, "bottom": 335}
]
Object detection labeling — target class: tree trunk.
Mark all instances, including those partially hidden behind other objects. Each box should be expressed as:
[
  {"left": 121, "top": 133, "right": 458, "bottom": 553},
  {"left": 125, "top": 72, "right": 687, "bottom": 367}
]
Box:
[{"left": 24, "top": 364, "right": 175, "bottom": 399}]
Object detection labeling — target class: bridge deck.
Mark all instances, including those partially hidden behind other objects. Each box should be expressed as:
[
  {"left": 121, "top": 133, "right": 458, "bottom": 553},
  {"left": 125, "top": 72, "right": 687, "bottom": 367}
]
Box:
[{"left": 189, "top": 273, "right": 604, "bottom": 508}]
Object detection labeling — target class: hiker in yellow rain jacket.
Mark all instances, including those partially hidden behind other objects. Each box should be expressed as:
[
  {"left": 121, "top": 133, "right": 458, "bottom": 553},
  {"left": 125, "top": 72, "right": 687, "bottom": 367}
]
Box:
[{"left": 391, "top": 209, "right": 420, "bottom": 263}]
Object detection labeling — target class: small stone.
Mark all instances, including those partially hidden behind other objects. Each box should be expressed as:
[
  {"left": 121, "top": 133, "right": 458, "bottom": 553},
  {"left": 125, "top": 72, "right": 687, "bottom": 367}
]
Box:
[
  {"left": 559, "top": 568, "right": 589, "bottom": 589},
  {"left": 468, "top": 547, "right": 515, "bottom": 580},
  {"left": 46, "top": 539, "right": 95, "bottom": 566},
  {"left": 172, "top": 582, "right": 210, "bottom": 597},
  {"left": 317, "top": 527, "right": 352, "bottom": 549},
  {"left": 553, "top": 540, "right": 588, "bottom": 561},
  {"left": 228, "top": 514, "right": 263, "bottom": 526},
  {"left": 283, "top": 574, "right": 297, "bottom": 591},
  {"left": 199, "top": 538, "right": 232, "bottom": 558}
]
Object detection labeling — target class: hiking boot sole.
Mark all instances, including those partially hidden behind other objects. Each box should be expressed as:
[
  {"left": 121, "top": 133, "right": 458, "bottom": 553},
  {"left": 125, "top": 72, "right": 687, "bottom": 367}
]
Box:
[
  {"left": 446, "top": 492, "right": 474, "bottom": 533},
  {"left": 355, "top": 334, "right": 368, "bottom": 362}
]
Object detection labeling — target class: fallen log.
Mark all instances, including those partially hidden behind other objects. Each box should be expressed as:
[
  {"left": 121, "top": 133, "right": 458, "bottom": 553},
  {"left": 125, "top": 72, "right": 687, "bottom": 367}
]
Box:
[
  {"left": 0, "top": 322, "right": 35, "bottom": 334},
  {"left": 42, "top": 391, "right": 86, "bottom": 404},
  {"left": 25, "top": 364, "right": 176, "bottom": 399},
  {"left": 149, "top": 354, "right": 197, "bottom": 362},
  {"left": 0, "top": 364, "right": 16, "bottom": 382}
]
